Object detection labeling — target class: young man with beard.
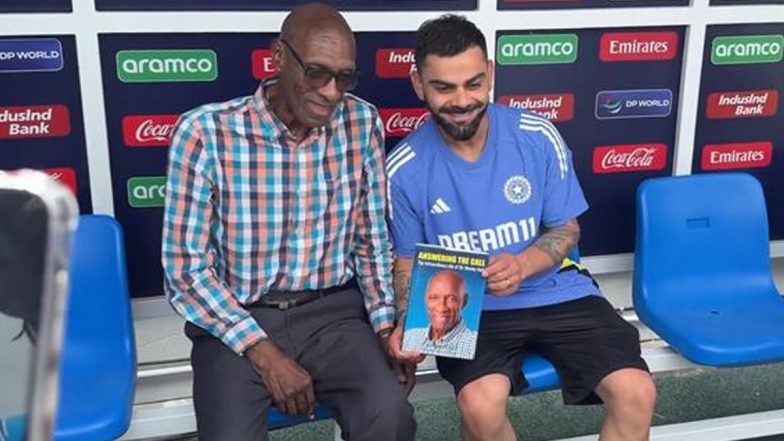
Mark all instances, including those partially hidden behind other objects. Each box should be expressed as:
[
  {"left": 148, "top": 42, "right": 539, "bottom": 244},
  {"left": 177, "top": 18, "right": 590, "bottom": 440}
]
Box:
[
  {"left": 386, "top": 15, "right": 656, "bottom": 441},
  {"left": 162, "top": 4, "right": 415, "bottom": 440}
]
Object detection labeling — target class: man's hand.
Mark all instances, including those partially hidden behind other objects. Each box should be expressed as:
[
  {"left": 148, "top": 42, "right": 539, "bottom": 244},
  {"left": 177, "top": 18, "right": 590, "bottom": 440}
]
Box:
[
  {"left": 380, "top": 326, "right": 424, "bottom": 395},
  {"left": 483, "top": 253, "right": 527, "bottom": 296},
  {"left": 245, "top": 340, "right": 316, "bottom": 417}
]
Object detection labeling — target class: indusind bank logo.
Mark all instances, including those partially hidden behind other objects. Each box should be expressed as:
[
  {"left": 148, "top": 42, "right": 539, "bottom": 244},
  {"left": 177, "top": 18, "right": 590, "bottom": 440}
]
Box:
[
  {"left": 376, "top": 48, "right": 416, "bottom": 78},
  {"left": 116, "top": 49, "right": 218, "bottom": 83}
]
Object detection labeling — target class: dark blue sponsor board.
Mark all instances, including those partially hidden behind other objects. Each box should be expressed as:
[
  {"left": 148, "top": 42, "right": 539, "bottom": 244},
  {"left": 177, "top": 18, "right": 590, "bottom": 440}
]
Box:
[
  {"left": 0, "top": 0, "right": 71, "bottom": 12},
  {"left": 99, "top": 32, "right": 419, "bottom": 298},
  {"left": 595, "top": 89, "right": 672, "bottom": 120},
  {"left": 498, "top": 0, "right": 686, "bottom": 10},
  {"left": 97, "top": 0, "right": 475, "bottom": 11},
  {"left": 0, "top": 39, "right": 63, "bottom": 73},
  {"left": 495, "top": 27, "right": 685, "bottom": 256},
  {"left": 0, "top": 35, "right": 92, "bottom": 213},
  {"left": 710, "top": 0, "right": 784, "bottom": 5},
  {"left": 694, "top": 24, "right": 784, "bottom": 240}
]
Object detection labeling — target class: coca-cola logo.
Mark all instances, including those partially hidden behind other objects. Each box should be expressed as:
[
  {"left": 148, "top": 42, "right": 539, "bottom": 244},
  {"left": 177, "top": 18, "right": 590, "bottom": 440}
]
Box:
[
  {"left": 42, "top": 167, "right": 77, "bottom": 194},
  {"left": 592, "top": 144, "right": 668, "bottom": 173},
  {"left": 379, "top": 108, "right": 430, "bottom": 138},
  {"left": 122, "top": 114, "right": 179, "bottom": 147}
]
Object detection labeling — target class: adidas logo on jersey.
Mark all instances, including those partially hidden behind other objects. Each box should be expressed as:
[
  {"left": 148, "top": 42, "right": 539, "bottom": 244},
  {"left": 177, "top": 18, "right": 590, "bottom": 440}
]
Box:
[{"left": 430, "top": 198, "right": 451, "bottom": 214}]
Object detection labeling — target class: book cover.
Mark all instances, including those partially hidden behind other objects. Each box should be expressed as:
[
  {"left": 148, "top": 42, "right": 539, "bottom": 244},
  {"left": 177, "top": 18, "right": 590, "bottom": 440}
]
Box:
[{"left": 401, "top": 243, "right": 488, "bottom": 360}]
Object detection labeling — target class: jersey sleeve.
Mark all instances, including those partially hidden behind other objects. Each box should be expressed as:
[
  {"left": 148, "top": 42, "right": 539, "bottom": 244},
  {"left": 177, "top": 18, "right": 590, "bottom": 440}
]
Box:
[
  {"left": 388, "top": 178, "right": 424, "bottom": 259},
  {"left": 539, "top": 123, "right": 589, "bottom": 228}
]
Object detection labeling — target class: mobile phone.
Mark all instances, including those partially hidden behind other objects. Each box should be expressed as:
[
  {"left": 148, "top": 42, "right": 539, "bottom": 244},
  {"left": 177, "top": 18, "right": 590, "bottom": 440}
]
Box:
[{"left": 0, "top": 170, "right": 78, "bottom": 441}]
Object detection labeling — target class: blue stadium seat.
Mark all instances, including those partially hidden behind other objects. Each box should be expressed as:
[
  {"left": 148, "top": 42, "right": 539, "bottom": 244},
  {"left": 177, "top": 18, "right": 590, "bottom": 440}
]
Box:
[
  {"left": 520, "top": 245, "right": 583, "bottom": 394},
  {"left": 268, "top": 405, "right": 335, "bottom": 430},
  {"left": 55, "top": 215, "right": 136, "bottom": 441},
  {"left": 633, "top": 173, "right": 784, "bottom": 367}
]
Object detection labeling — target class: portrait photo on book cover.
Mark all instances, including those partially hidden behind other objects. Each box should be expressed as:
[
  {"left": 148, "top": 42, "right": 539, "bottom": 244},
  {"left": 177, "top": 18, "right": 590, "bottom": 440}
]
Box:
[{"left": 402, "top": 253, "right": 486, "bottom": 360}]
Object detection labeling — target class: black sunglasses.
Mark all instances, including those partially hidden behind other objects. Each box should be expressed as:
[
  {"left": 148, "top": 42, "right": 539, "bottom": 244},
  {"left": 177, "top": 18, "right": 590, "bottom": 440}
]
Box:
[{"left": 280, "top": 39, "right": 360, "bottom": 92}]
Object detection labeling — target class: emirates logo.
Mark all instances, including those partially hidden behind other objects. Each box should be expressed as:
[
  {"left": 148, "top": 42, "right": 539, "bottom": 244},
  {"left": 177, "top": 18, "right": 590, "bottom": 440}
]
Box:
[
  {"left": 593, "top": 144, "right": 667, "bottom": 174},
  {"left": 379, "top": 108, "right": 430, "bottom": 138}
]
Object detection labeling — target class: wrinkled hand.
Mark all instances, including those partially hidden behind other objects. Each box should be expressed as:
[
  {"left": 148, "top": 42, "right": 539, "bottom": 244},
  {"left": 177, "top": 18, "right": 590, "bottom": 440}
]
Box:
[
  {"left": 246, "top": 340, "right": 316, "bottom": 417},
  {"left": 380, "top": 325, "right": 425, "bottom": 395},
  {"left": 483, "top": 253, "right": 526, "bottom": 296}
]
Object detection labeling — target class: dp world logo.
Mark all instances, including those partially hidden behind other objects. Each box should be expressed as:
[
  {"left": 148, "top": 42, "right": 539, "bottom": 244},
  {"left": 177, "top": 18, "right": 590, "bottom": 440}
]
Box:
[
  {"left": 116, "top": 49, "right": 218, "bottom": 83},
  {"left": 595, "top": 89, "right": 672, "bottom": 120}
]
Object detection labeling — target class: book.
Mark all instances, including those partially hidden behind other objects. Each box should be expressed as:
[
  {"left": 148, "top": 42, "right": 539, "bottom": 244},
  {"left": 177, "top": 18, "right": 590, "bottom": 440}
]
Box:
[{"left": 401, "top": 243, "right": 488, "bottom": 360}]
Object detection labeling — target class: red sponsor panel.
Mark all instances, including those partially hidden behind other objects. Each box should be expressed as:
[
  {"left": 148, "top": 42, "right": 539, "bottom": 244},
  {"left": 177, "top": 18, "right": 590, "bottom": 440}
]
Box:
[
  {"left": 701, "top": 142, "right": 773, "bottom": 171},
  {"left": 122, "top": 114, "right": 179, "bottom": 147},
  {"left": 599, "top": 32, "right": 679, "bottom": 62},
  {"left": 42, "top": 167, "right": 77, "bottom": 194},
  {"left": 0, "top": 105, "right": 70, "bottom": 139},
  {"left": 592, "top": 144, "right": 668, "bottom": 174},
  {"left": 379, "top": 108, "right": 430, "bottom": 138},
  {"left": 375, "top": 48, "right": 415, "bottom": 79},
  {"left": 706, "top": 89, "right": 779, "bottom": 119},
  {"left": 251, "top": 49, "right": 277, "bottom": 80},
  {"left": 497, "top": 93, "right": 575, "bottom": 122}
]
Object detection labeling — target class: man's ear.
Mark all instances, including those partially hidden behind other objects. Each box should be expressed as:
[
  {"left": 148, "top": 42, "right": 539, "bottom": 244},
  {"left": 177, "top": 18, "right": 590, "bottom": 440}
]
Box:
[
  {"left": 271, "top": 38, "right": 284, "bottom": 71},
  {"left": 410, "top": 66, "right": 425, "bottom": 101},
  {"left": 462, "top": 293, "right": 468, "bottom": 309}
]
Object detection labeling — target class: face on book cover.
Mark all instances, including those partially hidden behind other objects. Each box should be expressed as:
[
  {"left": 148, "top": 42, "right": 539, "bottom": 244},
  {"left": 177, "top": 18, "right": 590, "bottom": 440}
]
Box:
[{"left": 425, "top": 270, "right": 467, "bottom": 339}]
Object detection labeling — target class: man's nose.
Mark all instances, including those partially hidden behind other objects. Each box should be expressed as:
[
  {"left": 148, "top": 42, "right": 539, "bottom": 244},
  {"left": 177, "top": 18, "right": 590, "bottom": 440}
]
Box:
[
  {"left": 318, "top": 76, "right": 342, "bottom": 103},
  {"left": 453, "top": 88, "right": 472, "bottom": 109}
]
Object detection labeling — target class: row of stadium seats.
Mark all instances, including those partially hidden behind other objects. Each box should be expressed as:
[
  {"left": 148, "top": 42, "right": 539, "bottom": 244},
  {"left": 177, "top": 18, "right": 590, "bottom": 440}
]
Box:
[{"left": 43, "top": 172, "right": 784, "bottom": 440}]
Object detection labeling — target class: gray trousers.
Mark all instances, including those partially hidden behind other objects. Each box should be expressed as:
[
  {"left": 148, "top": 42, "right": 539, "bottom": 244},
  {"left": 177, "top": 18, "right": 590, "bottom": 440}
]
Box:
[{"left": 186, "top": 288, "right": 416, "bottom": 441}]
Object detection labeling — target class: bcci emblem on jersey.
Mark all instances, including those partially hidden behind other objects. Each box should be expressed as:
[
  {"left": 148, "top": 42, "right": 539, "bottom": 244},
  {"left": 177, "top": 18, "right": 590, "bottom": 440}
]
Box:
[{"left": 504, "top": 176, "right": 531, "bottom": 204}]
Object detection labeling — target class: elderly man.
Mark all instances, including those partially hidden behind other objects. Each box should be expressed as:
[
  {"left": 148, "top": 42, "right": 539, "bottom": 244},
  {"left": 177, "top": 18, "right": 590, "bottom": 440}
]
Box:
[
  {"left": 161, "top": 4, "right": 416, "bottom": 440},
  {"left": 403, "top": 270, "right": 477, "bottom": 359}
]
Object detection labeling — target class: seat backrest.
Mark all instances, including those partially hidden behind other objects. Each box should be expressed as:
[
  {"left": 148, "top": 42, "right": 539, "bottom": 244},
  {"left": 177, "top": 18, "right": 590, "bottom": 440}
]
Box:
[
  {"left": 634, "top": 173, "right": 774, "bottom": 308},
  {"left": 61, "top": 215, "right": 136, "bottom": 372}
]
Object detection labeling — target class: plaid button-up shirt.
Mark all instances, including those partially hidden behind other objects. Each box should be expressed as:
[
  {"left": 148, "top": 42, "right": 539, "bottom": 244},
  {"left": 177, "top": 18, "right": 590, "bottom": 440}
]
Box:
[{"left": 162, "top": 79, "right": 395, "bottom": 354}]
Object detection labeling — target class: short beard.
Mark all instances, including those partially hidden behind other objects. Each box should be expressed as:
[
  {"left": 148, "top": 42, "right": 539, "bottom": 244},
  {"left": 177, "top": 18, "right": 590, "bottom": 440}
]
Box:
[{"left": 429, "top": 102, "right": 488, "bottom": 141}]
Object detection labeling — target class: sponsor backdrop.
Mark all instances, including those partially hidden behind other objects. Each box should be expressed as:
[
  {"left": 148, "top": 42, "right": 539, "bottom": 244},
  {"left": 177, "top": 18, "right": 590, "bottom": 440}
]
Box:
[
  {"left": 0, "top": 0, "right": 71, "bottom": 13},
  {"left": 100, "top": 32, "right": 420, "bottom": 297},
  {"left": 96, "top": 0, "right": 475, "bottom": 11},
  {"left": 0, "top": 35, "right": 92, "bottom": 212},
  {"left": 495, "top": 27, "right": 685, "bottom": 255},
  {"left": 1, "top": 6, "right": 782, "bottom": 298},
  {"left": 694, "top": 23, "right": 784, "bottom": 240},
  {"left": 498, "top": 0, "right": 687, "bottom": 10}
]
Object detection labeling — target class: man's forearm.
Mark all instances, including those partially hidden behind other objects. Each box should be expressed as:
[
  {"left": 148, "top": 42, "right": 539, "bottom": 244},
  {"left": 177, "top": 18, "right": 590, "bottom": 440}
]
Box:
[
  {"left": 392, "top": 257, "right": 413, "bottom": 322},
  {"left": 519, "top": 219, "right": 580, "bottom": 279}
]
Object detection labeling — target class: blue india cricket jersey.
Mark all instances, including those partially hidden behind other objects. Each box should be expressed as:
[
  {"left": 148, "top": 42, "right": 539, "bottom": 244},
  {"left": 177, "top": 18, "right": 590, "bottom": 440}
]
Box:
[{"left": 387, "top": 104, "right": 600, "bottom": 310}]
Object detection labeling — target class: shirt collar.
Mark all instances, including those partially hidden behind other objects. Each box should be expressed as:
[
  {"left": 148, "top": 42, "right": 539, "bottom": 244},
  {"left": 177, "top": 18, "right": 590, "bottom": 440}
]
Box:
[{"left": 428, "top": 320, "right": 469, "bottom": 344}]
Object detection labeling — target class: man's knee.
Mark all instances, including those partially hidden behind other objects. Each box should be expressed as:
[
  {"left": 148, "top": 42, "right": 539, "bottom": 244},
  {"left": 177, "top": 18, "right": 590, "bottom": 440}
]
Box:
[
  {"left": 343, "top": 388, "right": 415, "bottom": 441},
  {"left": 600, "top": 368, "right": 657, "bottom": 416},
  {"left": 457, "top": 374, "right": 511, "bottom": 436}
]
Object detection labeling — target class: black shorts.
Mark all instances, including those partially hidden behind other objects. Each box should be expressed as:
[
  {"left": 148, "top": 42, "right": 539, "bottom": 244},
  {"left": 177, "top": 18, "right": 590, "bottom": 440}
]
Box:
[{"left": 436, "top": 295, "right": 649, "bottom": 405}]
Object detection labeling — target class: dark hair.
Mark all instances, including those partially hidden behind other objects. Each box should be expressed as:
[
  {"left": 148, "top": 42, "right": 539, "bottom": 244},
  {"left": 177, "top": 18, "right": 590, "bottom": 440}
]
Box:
[{"left": 415, "top": 15, "right": 487, "bottom": 71}]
